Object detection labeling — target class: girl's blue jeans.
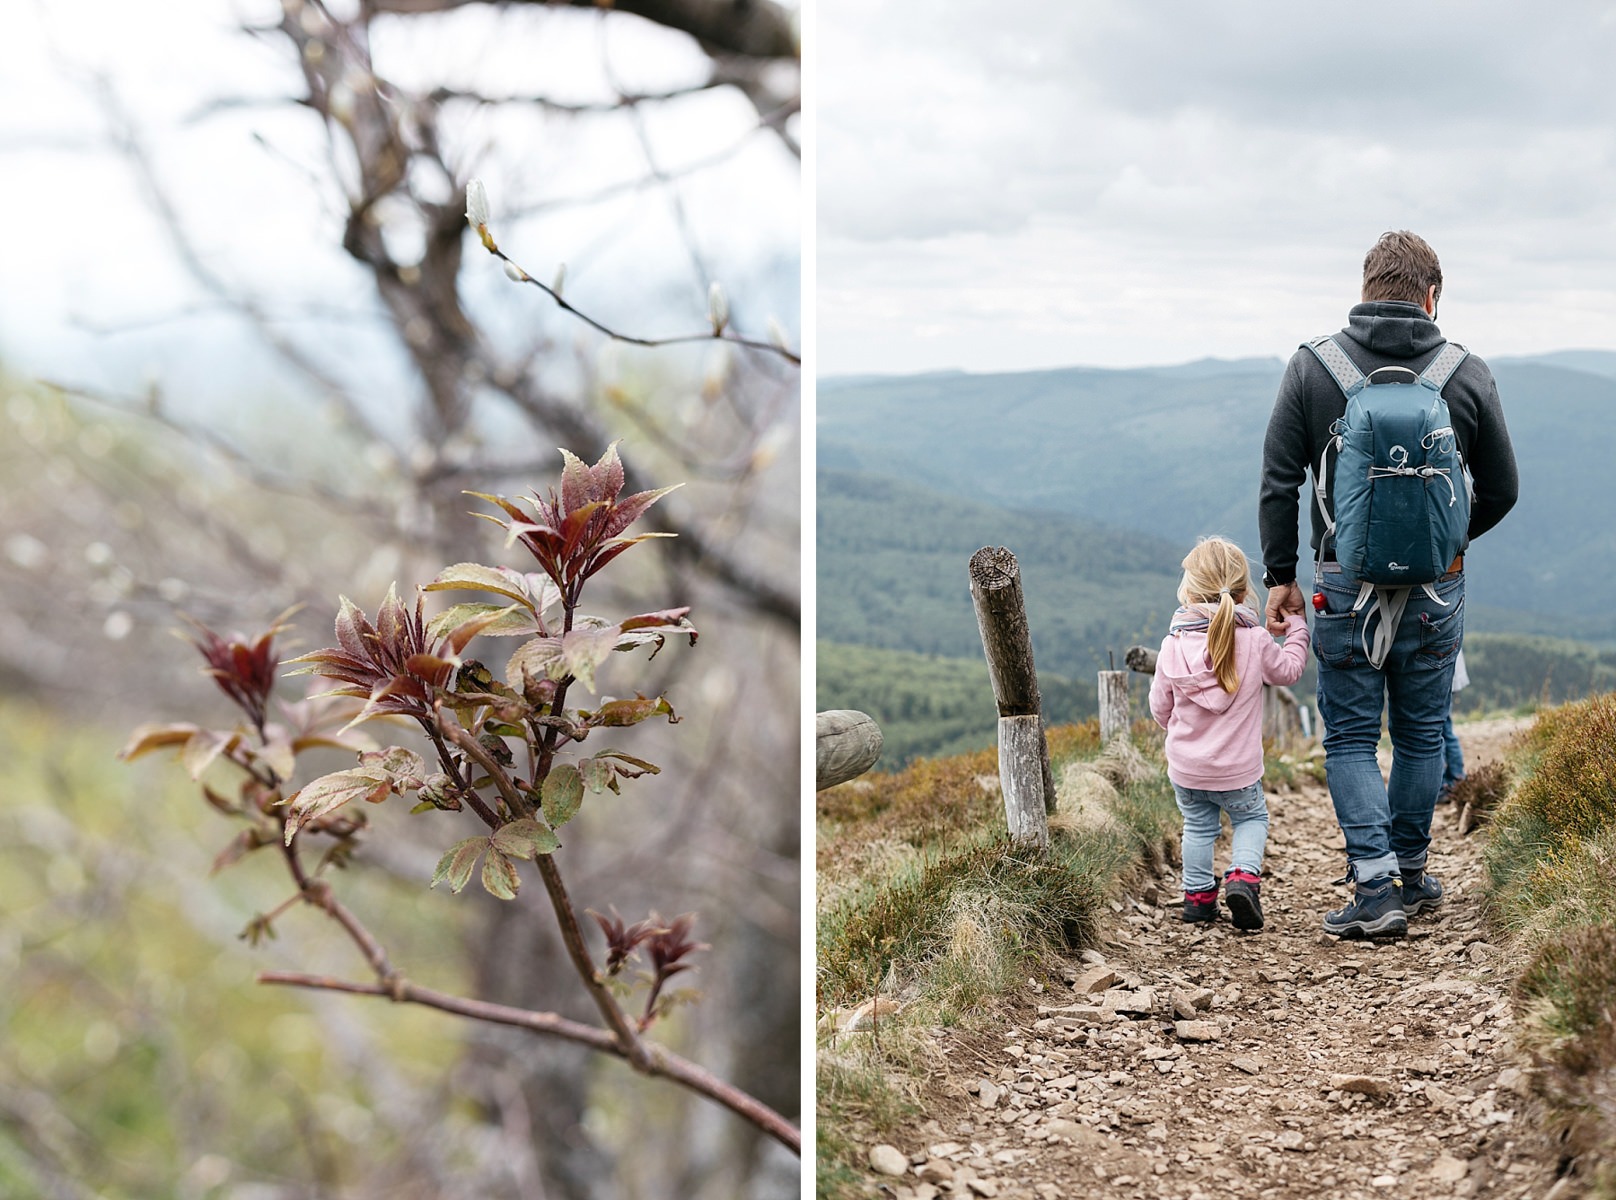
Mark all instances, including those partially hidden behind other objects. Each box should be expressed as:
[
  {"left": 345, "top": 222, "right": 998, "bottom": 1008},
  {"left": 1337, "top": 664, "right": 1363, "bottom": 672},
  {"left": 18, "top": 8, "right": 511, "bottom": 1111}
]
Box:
[{"left": 1174, "top": 781, "right": 1269, "bottom": 893}]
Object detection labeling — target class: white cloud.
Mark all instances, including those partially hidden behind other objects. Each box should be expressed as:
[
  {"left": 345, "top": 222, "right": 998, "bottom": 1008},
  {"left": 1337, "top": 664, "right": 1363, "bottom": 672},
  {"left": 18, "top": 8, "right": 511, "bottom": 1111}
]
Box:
[{"left": 819, "top": 0, "right": 1616, "bottom": 373}]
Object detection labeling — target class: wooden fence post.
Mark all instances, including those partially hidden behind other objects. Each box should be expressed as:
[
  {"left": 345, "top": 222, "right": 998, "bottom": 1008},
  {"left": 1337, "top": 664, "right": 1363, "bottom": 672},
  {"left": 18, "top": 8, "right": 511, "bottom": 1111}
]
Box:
[
  {"left": 815, "top": 710, "right": 884, "bottom": 791},
  {"left": 1098, "top": 670, "right": 1130, "bottom": 746},
  {"left": 968, "top": 546, "right": 1054, "bottom": 852}
]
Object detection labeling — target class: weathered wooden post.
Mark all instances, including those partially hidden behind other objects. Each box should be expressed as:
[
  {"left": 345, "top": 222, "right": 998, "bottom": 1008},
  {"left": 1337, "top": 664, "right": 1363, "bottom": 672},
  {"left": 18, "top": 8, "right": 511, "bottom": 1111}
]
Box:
[
  {"left": 968, "top": 546, "right": 1054, "bottom": 852},
  {"left": 815, "top": 710, "right": 884, "bottom": 791},
  {"left": 1098, "top": 664, "right": 1130, "bottom": 746}
]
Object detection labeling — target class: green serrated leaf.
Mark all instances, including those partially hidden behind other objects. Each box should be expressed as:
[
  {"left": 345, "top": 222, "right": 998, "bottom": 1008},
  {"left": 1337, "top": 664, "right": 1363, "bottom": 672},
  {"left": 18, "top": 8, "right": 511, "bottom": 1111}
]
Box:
[
  {"left": 423, "top": 563, "right": 537, "bottom": 611},
  {"left": 490, "top": 817, "right": 561, "bottom": 859},
  {"left": 481, "top": 847, "right": 521, "bottom": 899},
  {"left": 579, "top": 757, "right": 614, "bottom": 794},
  {"left": 359, "top": 745, "right": 430, "bottom": 792},
  {"left": 181, "top": 730, "right": 240, "bottom": 780},
  {"left": 594, "top": 749, "right": 661, "bottom": 776},
  {"left": 541, "top": 764, "right": 584, "bottom": 828},
  {"left": 427, "top": 602, "right": 540, "bottom": 654},
  {"left": 252, "top": 735, "right": 297, "bottom": 782},
  {"left": 592, "top": 695, "right": 677, "bottom": 727},
  {"left": 507, "top": 635, "right": 565, "bottom": 687},
  {"left": 431, "top": 836, "right": 488, "bottom": 892},
  {"left": 283, "top": 766, "right": 393, "bottom": 843},
  {"left": 560, "top": 626, "right": 620, "bottom": 692}
]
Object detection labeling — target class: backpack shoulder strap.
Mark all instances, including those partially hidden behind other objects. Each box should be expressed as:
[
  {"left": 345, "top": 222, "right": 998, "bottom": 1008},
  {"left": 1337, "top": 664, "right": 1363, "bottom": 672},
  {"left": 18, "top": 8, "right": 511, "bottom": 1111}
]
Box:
[
  {"left": 1305, "top": 334, "right": 1367, "bottom": 399},
  {"left": 1418, "top": 341, "right": 1469, "bottom": 392}
]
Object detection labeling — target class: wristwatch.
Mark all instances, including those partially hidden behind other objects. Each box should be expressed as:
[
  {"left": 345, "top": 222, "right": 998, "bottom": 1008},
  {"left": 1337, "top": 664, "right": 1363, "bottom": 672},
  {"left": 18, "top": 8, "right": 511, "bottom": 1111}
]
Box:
[{"left": 1261, "top": 568, "right": 1293, "bottom": 590}]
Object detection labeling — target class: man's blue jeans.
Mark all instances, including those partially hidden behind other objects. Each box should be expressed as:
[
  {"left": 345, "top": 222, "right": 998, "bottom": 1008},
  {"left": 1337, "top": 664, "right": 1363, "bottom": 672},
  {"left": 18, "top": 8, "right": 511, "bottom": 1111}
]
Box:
[
  {"left": 1313, "top": 565, "right": 1465, "bottom": 884},
  {"left": 1174, "top": 782, "right": 1268, "bottom": 893}
]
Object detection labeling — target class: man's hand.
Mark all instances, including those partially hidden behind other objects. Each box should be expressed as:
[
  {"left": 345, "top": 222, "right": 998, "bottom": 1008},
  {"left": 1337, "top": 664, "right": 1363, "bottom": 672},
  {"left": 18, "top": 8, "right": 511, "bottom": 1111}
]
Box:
[{"left": 1265, "top": 582, "right": 1305, "bottom": 635}]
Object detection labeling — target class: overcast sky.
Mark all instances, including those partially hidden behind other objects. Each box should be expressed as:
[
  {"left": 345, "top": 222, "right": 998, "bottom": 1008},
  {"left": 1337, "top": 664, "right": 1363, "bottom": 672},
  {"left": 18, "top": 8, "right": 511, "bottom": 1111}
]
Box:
[
  {"left": 818, "top": 1, "right": 1616, "bottom": 375},
  {"left": 0, "top": 0, "right": 798, "bottom": 410}
]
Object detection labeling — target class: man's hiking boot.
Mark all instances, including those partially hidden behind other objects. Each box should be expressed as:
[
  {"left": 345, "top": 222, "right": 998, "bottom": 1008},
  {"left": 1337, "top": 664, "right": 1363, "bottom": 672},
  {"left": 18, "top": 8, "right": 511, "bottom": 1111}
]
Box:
[
  {"left": 1323, "top": 874, "right": 1407, "bottom": 939},
  {"left": 1182, "top": 886, "right": 1219, "bottom": 924},
  {"left": 1223, "top": 869, "right": 1264, "bottom": 932},
  {"left": 1401, "top": 867, "right": 1444, "bottom": 916}
]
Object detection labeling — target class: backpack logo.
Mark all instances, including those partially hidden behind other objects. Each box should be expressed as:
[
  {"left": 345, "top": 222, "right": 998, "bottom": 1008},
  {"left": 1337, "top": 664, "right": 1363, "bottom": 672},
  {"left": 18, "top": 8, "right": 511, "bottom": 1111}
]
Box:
[{"left": 1307, "top": 335, "right": 1471, "bottom": 587}]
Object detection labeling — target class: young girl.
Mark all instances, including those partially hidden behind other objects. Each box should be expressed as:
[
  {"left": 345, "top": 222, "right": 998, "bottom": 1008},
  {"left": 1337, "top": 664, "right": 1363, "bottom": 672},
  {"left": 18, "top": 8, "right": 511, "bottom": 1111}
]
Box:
[{"left": 1148, "top": 536, "right": 1309, "bottom": 931}]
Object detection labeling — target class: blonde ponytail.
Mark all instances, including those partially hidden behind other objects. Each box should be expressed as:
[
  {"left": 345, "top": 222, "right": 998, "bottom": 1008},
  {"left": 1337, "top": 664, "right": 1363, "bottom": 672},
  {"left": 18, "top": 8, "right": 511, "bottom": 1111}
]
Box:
[
  {"left": 1207, "top": 591, "right": 1239, "bottom": 693},
  {"left": 1176, "top": 536, "right": 1256, "bottom": 695}
]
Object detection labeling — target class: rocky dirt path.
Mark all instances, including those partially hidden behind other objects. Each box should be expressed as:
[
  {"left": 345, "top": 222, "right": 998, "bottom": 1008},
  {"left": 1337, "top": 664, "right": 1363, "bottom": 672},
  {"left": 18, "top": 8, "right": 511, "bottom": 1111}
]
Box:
[{"left": 864, "top": 717, "right": 1574, "bottom": 1200}]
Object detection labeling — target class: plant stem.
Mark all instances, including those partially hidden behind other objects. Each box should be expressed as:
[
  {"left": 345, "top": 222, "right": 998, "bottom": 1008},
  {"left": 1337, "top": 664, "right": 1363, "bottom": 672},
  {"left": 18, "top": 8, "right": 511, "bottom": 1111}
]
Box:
[
  {"left": 439, "top": 711, "right": 650, "bottom": 1068},
  {"left": 257, "top": 970, "right": 800, "bottom": 1152},
  {"left": 437, "top": 713, "right": 534, "bottom": 821}
]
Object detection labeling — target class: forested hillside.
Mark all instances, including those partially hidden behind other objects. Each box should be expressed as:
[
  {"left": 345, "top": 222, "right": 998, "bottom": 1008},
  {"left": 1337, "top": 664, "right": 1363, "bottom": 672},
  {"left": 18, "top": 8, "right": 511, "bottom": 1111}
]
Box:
[
  {"left": 820, "top": 354, "right": 1616, "bottom": 641},
  {"left": 816, "top": 642, "right": 1094, "bottom": 766},
  {"left": 817, "top": 468, "right": 1184, "bottom": 680}
]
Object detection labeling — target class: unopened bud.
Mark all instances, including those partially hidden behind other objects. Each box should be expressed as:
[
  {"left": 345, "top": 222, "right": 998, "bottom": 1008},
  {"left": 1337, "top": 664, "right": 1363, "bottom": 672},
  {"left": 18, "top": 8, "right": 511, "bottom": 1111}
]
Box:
[
  {"left": 504, "top": 261, "right": 528, "bottom": 283},
  {"left": 465, "top": 178, "right": 490, "bottom": 231},
  {"left": 707, "top": 281, "right": 728, "bottom": 334},
  {"left": 552, "top": 262, "right": 567, "bottom": 297},
  {"left": 766, "top": 315, "right": 790, "bottom": 352}
]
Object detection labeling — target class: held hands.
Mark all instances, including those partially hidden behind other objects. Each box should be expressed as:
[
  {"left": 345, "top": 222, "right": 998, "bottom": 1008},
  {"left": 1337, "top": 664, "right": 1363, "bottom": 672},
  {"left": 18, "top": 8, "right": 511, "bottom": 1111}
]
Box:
[{"left": 1264, "top": 582, "right": 1305, "bottom": 636}]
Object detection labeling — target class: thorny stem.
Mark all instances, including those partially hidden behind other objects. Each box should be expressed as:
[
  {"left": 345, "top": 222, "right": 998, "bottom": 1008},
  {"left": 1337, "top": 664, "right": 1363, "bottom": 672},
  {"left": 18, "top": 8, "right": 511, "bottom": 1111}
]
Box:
[{"left": 256, "top": 971, "right": 800, "bottom": 1153}]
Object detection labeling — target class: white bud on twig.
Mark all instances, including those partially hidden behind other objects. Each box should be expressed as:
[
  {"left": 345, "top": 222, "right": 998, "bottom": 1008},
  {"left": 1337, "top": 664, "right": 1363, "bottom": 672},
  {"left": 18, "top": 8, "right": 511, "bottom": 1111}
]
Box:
[
  {"left": 766, "top": 316, "right": 791, "bottom": 353},
  {"left": 504, "top": 261, "right": 529, "bottom": 283},
  {"left": 465, "top": 179, "right": 490, "bottom": 232},
  {"left": 708, "top": 281, "right": 728, "bottom": 334},
  {"left": 552, "top": 262, "right": 567, "bottom": 297}
]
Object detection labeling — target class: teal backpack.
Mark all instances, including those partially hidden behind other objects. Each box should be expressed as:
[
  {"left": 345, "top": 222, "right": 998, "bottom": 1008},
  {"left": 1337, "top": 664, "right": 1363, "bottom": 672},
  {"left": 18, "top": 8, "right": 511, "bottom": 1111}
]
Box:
[{"left": 1307, "top": 335, "right": 1470, "bottom": 665}]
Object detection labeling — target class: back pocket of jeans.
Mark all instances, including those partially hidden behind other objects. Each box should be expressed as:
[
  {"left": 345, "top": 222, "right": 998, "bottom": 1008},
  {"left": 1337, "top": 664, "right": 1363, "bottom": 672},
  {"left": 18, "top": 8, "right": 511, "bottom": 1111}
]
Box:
[
  {"left": 1417, "top": 594, "right": 1465, "bottom": 665},
  {"left": 1311, "top": 585, "right": 1362, "bottom": 669}
]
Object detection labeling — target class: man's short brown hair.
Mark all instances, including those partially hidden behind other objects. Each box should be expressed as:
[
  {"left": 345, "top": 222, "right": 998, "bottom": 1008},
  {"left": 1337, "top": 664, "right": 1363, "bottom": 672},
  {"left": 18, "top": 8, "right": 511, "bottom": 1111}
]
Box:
[{"left": 1361, "top": 230, "right": 1442, "bottom": 306}]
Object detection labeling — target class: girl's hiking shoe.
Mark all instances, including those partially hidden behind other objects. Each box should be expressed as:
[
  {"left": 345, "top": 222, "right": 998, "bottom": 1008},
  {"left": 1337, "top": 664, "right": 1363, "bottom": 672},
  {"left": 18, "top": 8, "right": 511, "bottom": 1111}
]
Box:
[
  {"left": 1323, "top": 874, "right": 1407, "bottom": 939},
  {"left": 1182, "top": 887, "right": 1219, "bottom": 923},
  {"left": 1400, "top": 868, "right": 1444, "bottom": 916},
  {"left": 1223, "top": 869, "right": 1264, "bottom": 931}
]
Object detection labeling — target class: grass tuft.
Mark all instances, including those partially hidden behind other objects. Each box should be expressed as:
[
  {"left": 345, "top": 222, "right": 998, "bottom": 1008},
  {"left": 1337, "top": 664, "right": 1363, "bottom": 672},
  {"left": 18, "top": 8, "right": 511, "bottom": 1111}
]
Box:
[
  {"left": 1483, "top": 695, "right": 1616, "bottom": 1192},
  {"left": 1513, "top": 925, "right": 1616, "bottom": 1183}
]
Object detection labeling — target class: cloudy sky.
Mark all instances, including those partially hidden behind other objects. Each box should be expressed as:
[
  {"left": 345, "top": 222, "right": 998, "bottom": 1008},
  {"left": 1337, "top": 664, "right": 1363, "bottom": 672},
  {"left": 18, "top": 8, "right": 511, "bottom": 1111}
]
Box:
[
  {"left": 0, "top": 0, "right": 798, "bottom": 408},
  {"left": 817, "top": 1, "right": 1616, "bottom": 375}
]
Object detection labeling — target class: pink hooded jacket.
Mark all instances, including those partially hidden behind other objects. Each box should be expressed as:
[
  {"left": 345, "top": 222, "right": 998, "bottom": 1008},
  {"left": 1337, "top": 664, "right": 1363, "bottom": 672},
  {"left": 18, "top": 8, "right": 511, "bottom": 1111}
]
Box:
[{"left": 1148, "top": 606, "right": 1310, "bottom": 791}]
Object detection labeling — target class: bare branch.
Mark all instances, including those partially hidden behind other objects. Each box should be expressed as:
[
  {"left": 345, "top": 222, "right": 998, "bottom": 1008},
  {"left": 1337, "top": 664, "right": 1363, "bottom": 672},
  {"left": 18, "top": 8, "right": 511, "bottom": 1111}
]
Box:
[
  {"left": 487, "top": 245, "right": 798, "bottom": 364},
  {"left": 88, "top": 76, "right": 393, "bottom": 455},
  {"left": 365, "top": 0, "right": 798, "bottom": 61},
  {"left": 257, "top": 971, "right": 801, "bottom": 1151}
]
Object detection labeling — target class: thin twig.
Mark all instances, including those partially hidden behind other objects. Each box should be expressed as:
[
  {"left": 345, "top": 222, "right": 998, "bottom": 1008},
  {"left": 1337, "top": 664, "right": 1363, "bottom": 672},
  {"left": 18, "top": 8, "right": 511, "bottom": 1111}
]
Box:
[
  {"left": 490, "top": 244, "right": 799, "bottom": 364},
  {"left": 256, "top": 971, "right": 800, "bottom": 1151}
]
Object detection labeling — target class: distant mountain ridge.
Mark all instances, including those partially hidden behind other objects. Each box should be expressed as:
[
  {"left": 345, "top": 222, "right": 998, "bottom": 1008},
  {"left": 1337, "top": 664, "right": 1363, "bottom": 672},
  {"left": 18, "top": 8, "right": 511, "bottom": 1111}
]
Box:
[{"left": 819, "top": 351, "right": 1616, "bottom": 641}]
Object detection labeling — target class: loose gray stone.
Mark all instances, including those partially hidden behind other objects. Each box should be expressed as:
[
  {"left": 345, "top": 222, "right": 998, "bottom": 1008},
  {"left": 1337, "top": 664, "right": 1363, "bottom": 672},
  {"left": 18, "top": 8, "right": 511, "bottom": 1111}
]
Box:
[
  {"left": 1328, "top": 1074, "right": 1394, "bottom": 1097},
  {"left": 869, "top": 1144, "right": 909, "bottom": 1177}
]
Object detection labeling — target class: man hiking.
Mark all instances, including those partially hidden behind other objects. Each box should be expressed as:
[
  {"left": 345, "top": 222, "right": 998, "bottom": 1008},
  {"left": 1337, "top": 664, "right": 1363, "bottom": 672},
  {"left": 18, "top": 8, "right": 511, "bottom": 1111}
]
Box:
[{"left": 1258, "top": 230, "right": 1519, "bottom": 938}]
